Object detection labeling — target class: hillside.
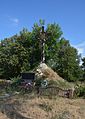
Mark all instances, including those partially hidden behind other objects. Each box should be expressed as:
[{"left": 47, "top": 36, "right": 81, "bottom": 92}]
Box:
[
  {"left": 0, "top": 63, "right": 84, "bottom": 119},
  {"left": 35, "top": 63, "right": 73, "bottom": 89},
  {"left": 0, "top": 94, "right": 85, "bottom": 119}
]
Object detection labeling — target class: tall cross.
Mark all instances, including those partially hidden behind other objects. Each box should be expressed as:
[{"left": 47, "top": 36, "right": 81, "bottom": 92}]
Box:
[{"left": 40, "top": 26, "right": 46, "bottom": 63}]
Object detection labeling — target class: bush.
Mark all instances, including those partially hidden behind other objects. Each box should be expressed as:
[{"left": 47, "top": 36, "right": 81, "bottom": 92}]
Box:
[
  {"left": 35, "top": 78, "right": 42, "bottom": 87},
  {"left": 48, "top": 79, "right": 71, "bottom": 89},
  {"left": 9, "top": 76, "right": 22, "bottom": 91},
  {"left": 11, "top": 76, "right": 21, "bottom": 86},
  {"left": 75, "top": 86, "right": 85, "bottom": 98}
]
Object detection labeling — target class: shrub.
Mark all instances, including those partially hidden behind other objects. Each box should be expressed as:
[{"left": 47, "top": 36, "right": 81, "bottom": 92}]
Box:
[
  {"left": 75, "top": 86, "right": 85, "bottom": 98},
  {"left": 9, "top": 76, "right": 22, "bottom": 92},
  {"left": 11, "top": 76, "right": 21, "bottom": 86}
]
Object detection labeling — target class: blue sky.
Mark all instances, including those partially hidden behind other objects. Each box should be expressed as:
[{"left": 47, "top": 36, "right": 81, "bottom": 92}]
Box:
[{"left": 0, "top": 0, "right": 85, "bottom": 57}]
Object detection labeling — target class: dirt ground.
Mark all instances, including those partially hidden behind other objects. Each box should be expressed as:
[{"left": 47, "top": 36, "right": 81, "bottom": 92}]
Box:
[
  {"left": 0, "top": 112, "right": 8, "bottom": 119},
  {"left": 0, "top": 94, "right": 85, "bottom": 119}
]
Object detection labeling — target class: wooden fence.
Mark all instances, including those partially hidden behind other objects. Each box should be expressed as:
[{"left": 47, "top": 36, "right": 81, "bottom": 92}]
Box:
[{"left": 38, "top": 86, "right": 74, "bottom": 98}]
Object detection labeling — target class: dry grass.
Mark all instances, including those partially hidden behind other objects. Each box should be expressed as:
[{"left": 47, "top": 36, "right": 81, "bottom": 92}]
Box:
[
  {"left": 19, "top": 96, "right": 85, "bottom": 119},
  {"left": 36, "top": 63, "right": 64, "bottom": 82},
  {"left": 0, "top": 94, "right": 85, "bottom": 119},
  {"left": 0, "top": 112, "right": 9, "bottom": 119},
  {"left": 36, "top": 63, "right": 72, "bottom": 89}
]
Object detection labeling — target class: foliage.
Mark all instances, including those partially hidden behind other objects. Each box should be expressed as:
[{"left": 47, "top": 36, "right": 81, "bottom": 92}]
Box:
[
  {"left": 81, "top": 57, "right": 85, "bottom": 81},
  {"left": 35, "top": 77, "right": 44, "bottom": 88},
  {"left": 0, "top": 31, "right": 30, "bottom": 79},
  {"left": 0, "top": 20, "right": 83, "bottom": 82},
  {"left": 9, "top": 76, "right": 22, "bottom": 92},
  {"left": 48, "top": 79, "right": 71, "bottom": 89},
  {"left": 75, "top": 85, "right": 85, "bottom": 98},
  {"left": 47, "top": 38, "right": 82, "bottom": 82},
  {"left": 11, "top": 76, "right": 21, "bottom": 84}
]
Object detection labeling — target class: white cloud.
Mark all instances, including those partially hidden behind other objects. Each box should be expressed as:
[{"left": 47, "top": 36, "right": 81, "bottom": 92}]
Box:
[
  {"left": 11, "top": 18, "right": 19, "bottom": 23},
  {"left": 4, "top": 15, "right": 19, "bottom": 25},
  {"left": 72, "top": 41, "right": 85, "bottom": 57},
  {"left": 10, "top": 18, "right": 19, "bottom": 24},
  {"left": 77, "top": 47, "right": 84, "bottom": 54}
]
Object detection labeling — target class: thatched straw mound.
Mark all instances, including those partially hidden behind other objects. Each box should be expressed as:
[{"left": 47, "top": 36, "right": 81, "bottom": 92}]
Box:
[{"left": 36, "top": 63, "right": 64, "bottom": 81}]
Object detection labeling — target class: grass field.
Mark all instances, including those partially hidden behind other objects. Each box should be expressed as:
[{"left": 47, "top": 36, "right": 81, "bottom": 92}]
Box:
[{"left": 0, "top": 94, "right": 85, "bottom": 119}]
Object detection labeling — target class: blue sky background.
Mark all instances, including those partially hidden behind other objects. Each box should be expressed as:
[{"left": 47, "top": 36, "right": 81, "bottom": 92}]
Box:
[{"left": 0, "top": 0, "right": 85, "bottom": 57}]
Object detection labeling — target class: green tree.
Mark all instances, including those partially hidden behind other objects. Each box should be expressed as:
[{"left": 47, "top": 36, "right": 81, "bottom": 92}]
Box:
[
  {"left": 82, "top": 57, "right": 85, "bottom": 81},
  {"left": 55, "top": 38, "right": 82, "bottom": 81},
  {"left": 0, "top": 30, "right": 31, "bottom": 79},
  {"left": 0, "top": 20, "right": 82, "bottom": 82},
  {"left": 47, "top": 38, "right": 82, "bottom": 82},
  {"left": 31, "top": 21, "right": 63, "bottom": 65}
]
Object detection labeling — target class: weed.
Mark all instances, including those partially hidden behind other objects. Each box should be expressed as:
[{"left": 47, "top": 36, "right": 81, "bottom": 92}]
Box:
[{"left": 38, "top": 103, "right": 52, "bottom": 112}]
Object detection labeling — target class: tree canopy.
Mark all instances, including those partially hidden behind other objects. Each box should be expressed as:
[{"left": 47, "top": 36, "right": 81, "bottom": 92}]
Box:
[{"left": 0, "top": 20, "right": 84, "bottom": 81}]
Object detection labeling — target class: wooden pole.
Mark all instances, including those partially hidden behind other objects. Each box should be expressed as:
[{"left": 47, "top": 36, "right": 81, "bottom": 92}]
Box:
[{"left": 41, "top": 26, "right": 46, "bottom": 63}]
